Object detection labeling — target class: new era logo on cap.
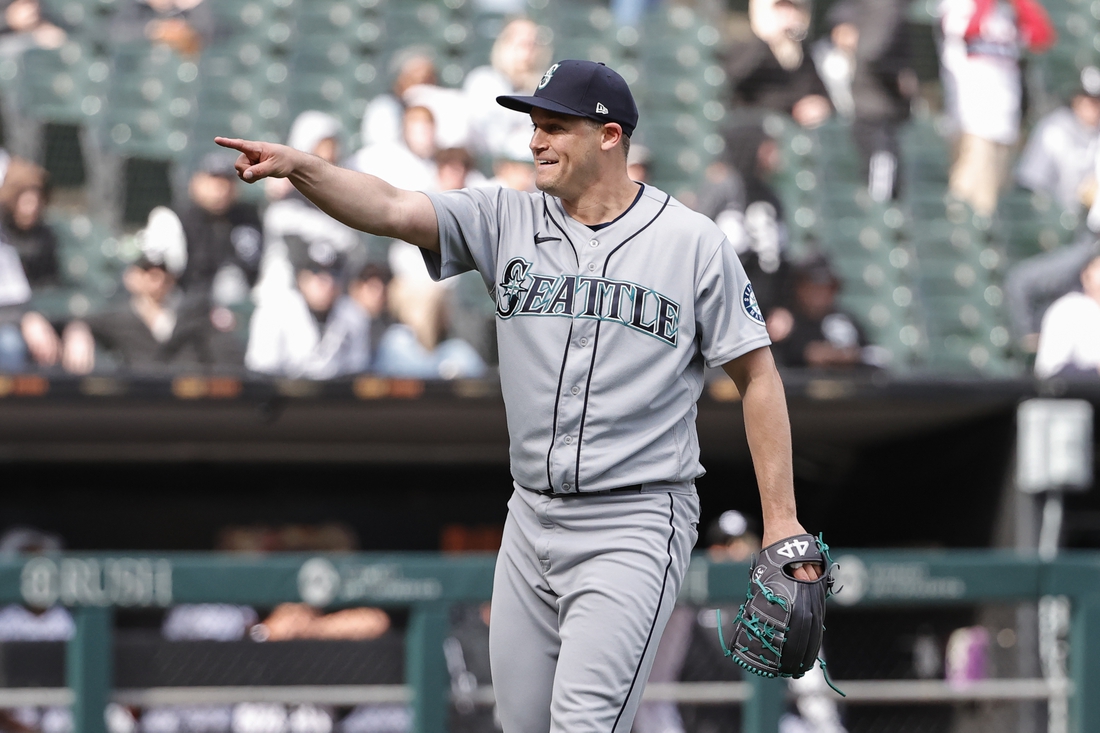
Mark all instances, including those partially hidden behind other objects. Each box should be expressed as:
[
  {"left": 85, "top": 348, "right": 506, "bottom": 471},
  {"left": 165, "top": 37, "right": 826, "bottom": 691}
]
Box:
[{"left": 496, "top": 59, "right": 640, "bottom": 136}]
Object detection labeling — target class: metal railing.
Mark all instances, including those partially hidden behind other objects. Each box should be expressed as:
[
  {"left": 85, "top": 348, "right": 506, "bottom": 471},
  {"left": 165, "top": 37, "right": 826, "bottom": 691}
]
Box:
[{"left": 3, "top": 551, "right": 1099, "bottom": 733}]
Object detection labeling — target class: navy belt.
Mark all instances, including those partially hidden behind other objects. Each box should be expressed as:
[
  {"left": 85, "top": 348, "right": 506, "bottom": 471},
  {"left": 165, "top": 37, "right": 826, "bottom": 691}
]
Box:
[{"left": 535, "top": 484, "right": 644, "bottom": 497}]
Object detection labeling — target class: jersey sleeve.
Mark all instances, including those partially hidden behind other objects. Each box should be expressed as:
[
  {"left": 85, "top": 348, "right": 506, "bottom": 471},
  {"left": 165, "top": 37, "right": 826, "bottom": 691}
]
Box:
[
  {"left": 695, "top": 238, "right": 772, "bottom": 368},
  {"left": 421, "top": 186, "right": 506, "bottom": 283}
]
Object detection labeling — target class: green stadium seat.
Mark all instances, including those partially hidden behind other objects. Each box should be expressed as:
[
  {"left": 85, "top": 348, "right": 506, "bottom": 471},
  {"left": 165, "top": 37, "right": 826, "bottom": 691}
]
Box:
[{"left": 17, "top": 45, "right": 93, "bottom": 123}]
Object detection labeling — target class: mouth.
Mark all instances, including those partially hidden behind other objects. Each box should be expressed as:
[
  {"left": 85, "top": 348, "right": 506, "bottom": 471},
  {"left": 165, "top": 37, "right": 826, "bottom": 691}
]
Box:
[{"left": 537, "top": 160, "right": 558, "bottom": 168}]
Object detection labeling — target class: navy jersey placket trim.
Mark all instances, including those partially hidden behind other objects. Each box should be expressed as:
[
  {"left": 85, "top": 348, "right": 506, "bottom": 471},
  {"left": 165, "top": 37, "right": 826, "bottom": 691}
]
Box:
[{"left": 572, "top": 193, "right": 671, "bottom": 490}]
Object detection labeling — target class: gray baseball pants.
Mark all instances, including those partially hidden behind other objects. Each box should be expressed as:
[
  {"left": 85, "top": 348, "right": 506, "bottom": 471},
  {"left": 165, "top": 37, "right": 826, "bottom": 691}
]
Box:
[{"left": 489, "top": 483, "right": 700, "bottom": 733}]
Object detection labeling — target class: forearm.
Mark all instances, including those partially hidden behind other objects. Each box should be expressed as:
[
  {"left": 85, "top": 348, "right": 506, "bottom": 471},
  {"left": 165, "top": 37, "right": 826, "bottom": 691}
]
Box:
[
  {"left": 724, "top": 348, "right": 801, "bottom": 545},
  {"left": 743, "top": 368, "right": 797, "bottom": 535},
  {"left": 288, "top": 154, "right": 439, "bottom": 251}
]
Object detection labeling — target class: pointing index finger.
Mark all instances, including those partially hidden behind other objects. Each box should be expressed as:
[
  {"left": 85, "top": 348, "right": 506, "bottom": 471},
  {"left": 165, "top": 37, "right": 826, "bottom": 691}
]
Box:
[{"left": 214, "top": 136, "right": 261, "bottom": 157}]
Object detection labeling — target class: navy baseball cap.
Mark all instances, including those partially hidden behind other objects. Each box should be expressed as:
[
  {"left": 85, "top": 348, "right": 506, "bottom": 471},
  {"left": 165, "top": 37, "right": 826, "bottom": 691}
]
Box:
[{"left": 497, "top": 59, "right": 640, "bottom": 137}]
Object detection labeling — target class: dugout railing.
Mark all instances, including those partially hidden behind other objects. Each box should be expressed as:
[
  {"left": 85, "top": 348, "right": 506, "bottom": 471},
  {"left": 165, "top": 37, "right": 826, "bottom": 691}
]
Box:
[{"left": 2, "top": 550, "right": 1099, "bottom": 733}]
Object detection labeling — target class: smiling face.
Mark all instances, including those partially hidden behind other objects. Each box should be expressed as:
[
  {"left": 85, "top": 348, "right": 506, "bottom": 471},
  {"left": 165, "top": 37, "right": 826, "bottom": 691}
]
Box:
[{"left": 529, "top": 108, "right": 610, "bottom": 200}]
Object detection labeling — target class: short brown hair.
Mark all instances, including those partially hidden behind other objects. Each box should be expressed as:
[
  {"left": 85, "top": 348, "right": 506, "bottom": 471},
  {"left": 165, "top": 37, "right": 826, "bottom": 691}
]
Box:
[{"left": 0, "top": 158, "right": 49, "bottom": 213}]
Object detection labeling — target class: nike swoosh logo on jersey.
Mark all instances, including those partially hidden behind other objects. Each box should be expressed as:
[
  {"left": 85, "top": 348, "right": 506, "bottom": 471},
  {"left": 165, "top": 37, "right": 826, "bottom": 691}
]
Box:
[{"left": 534, "top": 233, "right": 560, "bottom": 244}]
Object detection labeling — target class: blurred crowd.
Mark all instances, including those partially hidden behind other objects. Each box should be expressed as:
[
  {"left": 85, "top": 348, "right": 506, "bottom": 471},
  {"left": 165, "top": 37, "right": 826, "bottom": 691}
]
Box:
[{"left": 0, "top": 0, "right": 1099, "bottom": 379}]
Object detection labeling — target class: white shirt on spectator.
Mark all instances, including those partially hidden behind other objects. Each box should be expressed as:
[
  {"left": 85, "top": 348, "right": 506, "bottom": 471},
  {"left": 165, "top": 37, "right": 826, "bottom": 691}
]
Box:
[
  {"left": 1016, "top": 107, "right": 1100, "bottom": 211},
  {"left": 463, "top": 65, "right": 533, "bottom": 159},
  {"left": 1034, "top": 291, "right": 1100, "bottom": 377},
  {"left": 0, "top": 605, "right": 73, "bottom": 641},
  {"left": 346, "top": 140, "right": 437, "bottom": 193},
  {"left": 939, "top": 0, "right": 1023, "bottom": 144}
]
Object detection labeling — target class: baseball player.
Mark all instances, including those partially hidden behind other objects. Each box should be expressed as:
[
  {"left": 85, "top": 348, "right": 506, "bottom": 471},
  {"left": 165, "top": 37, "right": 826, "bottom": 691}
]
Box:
[{"left": 217, "top": 59, "right": 818, "bottom": 733}]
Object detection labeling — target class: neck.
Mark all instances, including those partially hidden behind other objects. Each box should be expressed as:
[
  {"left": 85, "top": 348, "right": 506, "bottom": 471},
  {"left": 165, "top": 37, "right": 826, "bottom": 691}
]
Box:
[{"left": 560, "top": 171, "right": 640, "bottom": 226}]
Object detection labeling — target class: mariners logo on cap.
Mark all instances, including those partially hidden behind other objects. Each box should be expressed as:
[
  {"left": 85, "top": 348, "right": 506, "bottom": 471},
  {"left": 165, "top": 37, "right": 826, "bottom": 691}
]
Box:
[
  {"left": 742, "top": 283, "right": 764, "bottom": 324},
  {"left": 538, "top": 63, "right": 560, "bottom": 90}
]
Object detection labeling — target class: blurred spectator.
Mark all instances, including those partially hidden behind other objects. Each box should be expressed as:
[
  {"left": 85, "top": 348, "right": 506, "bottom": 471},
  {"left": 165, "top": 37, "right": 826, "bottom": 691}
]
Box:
[
  {"left": 110, "top": 0, "right": 216, "bottom": 56},
  {"left": 140, "top": 605, "right": 258, "bottom": 733},
  {"left": 360, "top": 47, "right": 437, "bottom": 148},
  {"left": 251, "top": 604, "right": 399, "bottom": 733},
  {"left": 463, "top": 17, "right": 552, "bottom": 159},
  {"left": 0, "top": 0, "right": 65, "bottom": 57},
  {"left": 216, "top": 522, "right": 358, "bottom": 553},
  {"left": 257, "top": 111, "right": 360, "bottom": 301},
  {"left": 705, "top": 509, "right": 761, "bottom": 563},
  {"left": 768, "top": 255, "right": 880, "bottom": 369},
  {"left": 725, "top": 0, "right": 832, "bottom": 128},
  {"left": 0, "top": 182, "right": 61, "bottom": 372},
  {"left": 484, "top": 131, "right": 536, "bottom": 192},
  {"left": 627, "top": 143, "right": 651, "bottom": 184},
  {"left": 0, "top": 157, "right": 66, "bottom": 370},
  {"left": 361, "top": 47, "right": 469, "bottom": 152},
  {"left": 0, "top": 527, "right": 75, "bottom": 733},
  {"left": 347, "top": 105, "right": 438, "bottom": 192},
  {"left": 373, "top": 278, "right": 487, "bottom": 380},
  {"left": 351, "top": 104, "right": 465, "bottom": 358},
  {"left": 0, "top": 158, "right": 58, "bottom": 288},
  {"left": 253, "top": 603, "right": 390, "bottom": 642},
  {"left": 1017, "top": 68, "right": 1100, "bottom": 214},
  {"left": 814, "top": 0, "right": 914, "bottom": 201},
  {"left": 434, "top": 147, "right": 484, "bottom": 192},
  {"left": 696, "top": 123, "right": 789, "bottom": 315},
  {"left": 149, "top": 153, "right": 264, "bottom": 305},
  {"left": 162, "top": 604, "right": 258, "bottom": 641},
  {"left": 939, "top": 0, "right": 1056, "bottom": 216},
  {"left": 814, "top": 6, "right": 858, "bottom": 120},
  {"left": 1004, "top": 237, "right": 1099, "bottom": 351},
  {"left": 444, "top": 604, "right": 494, "bottom": 733},
  {"left": 62, "top": 230, "right": 244, "bottom": 373},
  {"left": 245, "top": 240, "right": 371, "bottom": 379},
  {"left": 1034, "top": 251, "right": 1100, "bottom": 377}
]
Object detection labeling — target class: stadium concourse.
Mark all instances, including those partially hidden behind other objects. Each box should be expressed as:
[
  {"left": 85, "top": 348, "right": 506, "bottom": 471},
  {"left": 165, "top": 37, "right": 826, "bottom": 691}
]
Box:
[{"left": 0, "top": 1, "right": 1098, "bottom": 733}]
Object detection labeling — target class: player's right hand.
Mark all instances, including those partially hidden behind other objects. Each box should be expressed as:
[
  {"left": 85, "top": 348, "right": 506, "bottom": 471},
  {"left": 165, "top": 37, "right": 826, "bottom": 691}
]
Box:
[{"left": 214, "top": 137, "right": 300, "bottom": 183}]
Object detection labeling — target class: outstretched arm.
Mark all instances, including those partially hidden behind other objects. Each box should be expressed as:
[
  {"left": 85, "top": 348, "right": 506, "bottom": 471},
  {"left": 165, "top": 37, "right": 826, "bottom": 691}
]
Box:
[
  {"left": 215, "top": 137, "right": 440, "bottom": 252},
  {"left": 722, "top": 346, "right": 819, "bottom": 580}
]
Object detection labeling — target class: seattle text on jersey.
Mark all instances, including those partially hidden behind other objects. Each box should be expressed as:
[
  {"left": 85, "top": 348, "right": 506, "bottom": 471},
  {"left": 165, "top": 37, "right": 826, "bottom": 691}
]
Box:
[{"left": 494, "top": 257, "right": 681, "bottom": 346}]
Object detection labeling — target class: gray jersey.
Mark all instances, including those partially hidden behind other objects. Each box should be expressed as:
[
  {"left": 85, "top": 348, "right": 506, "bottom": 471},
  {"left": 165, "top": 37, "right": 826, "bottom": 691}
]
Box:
[{"left": 423, "top": 184, "right": 770, "bottom": 493}]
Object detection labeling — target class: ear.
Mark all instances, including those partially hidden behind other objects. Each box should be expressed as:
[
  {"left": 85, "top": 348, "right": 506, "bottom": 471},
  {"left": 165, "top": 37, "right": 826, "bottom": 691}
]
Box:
[{"left": 600, "top": 123, "right": 624, "bottom": 152}]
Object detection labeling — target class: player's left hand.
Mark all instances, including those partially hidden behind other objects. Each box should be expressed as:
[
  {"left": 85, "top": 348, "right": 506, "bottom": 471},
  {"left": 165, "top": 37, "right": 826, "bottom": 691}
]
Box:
[{"left": 762, "top": 522, "right": 822, "bottom": 580}]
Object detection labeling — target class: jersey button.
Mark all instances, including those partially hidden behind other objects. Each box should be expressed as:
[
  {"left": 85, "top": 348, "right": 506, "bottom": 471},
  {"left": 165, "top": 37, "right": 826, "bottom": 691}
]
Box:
[
  {"left": 579, "top": 337, "right": 588, "bottom": 346},
  {"left": 587, "top": 263, "right": 596, "bottom": 271},
  {"left": 570, "top": 385, "right": 580, "bottom": 395},
  {"left": 589, "top": 239, "right": 599, "bottom": 247},
  {"left": 564, "top": 435, "right": 573, "bottom": 444},
  {"left": 562, "top": 483, "right": 571, "bottom": 491}
]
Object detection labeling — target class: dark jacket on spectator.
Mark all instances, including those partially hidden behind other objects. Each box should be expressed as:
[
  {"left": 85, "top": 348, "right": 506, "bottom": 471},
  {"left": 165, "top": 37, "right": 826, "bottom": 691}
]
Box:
[
  {"left": 85, "top": 293, "right": 242, "bottom": 370},
  {"left": 850, "top": 0, "right": 912, "bottom": 122},
  {"left": 772, "top": 310, "right": 869, "bottom": 367},
  {"left": 725, "top": 36, "right": 828, "bottom": 114},
  {"left": 176, "top": 202, "right": 263, "bottom": 295},
  {"left": 1, "top": 211, "right": 59, "bottom": 288}
]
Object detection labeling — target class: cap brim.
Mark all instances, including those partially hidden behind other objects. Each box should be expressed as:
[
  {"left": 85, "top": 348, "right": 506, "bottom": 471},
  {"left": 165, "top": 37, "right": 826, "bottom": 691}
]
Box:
[{"left": 497, "top": 94, "right": 590, "bottom": 120}]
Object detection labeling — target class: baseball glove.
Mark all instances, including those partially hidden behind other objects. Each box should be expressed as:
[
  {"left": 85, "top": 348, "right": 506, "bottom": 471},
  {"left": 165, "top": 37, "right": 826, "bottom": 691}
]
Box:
[{"left": 717, "top": 533, "right": 843, "bottom": 696}]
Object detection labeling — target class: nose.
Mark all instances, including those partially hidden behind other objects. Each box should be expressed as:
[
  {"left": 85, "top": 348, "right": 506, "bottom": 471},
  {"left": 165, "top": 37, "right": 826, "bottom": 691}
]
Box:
[{"left": 530, "top": 126, "right": 547, "bottom": 153}]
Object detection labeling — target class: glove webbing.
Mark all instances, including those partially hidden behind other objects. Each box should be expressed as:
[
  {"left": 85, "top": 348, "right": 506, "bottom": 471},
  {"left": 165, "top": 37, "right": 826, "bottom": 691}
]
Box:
[{"left": 715, "top": 534, "right": 845, "bottom": 697}]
